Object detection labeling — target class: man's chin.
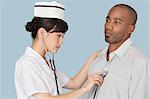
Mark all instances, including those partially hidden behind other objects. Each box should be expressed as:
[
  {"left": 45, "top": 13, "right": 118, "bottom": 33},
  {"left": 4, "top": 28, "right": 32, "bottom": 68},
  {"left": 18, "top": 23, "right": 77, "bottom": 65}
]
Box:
[
  {"left": 105, "top": 38, "right": 114, "bottom": 44},
  {"left": 105, "top": 38, "right": 111, "bottom": 43}
]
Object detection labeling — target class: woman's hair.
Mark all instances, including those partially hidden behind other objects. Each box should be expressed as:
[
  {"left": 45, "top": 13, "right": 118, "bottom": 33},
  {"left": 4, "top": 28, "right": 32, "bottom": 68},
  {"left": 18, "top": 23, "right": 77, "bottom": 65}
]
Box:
[{"left": 25, "top": 17, "right": 68, "bottom": 39}]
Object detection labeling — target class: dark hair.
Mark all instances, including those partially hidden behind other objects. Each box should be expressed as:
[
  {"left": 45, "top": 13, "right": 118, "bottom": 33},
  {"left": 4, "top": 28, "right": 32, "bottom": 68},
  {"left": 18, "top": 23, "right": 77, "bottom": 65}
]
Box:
[
  {"left": 25, "top": 17, "right": 68, "bottom": 39},
  {"left": 113, "top": 4, "right": 137, "bottom": 25}
]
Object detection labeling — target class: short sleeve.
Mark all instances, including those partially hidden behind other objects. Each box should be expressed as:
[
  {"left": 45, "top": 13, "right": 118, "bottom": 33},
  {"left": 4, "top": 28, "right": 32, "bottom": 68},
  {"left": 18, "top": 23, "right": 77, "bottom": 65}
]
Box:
[
  {"left": 56, "top": 69, "right": 70, "bottom": 87},
  {"left": 16, "top": 61, "right": 49, "bottom": 98}
]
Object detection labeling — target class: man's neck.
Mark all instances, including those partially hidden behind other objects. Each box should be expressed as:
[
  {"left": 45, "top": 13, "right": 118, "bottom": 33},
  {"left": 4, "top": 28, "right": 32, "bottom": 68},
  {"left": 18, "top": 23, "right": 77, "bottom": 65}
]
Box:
[{"left": 107, "top": 38, "right": 128, "bottom": 61}]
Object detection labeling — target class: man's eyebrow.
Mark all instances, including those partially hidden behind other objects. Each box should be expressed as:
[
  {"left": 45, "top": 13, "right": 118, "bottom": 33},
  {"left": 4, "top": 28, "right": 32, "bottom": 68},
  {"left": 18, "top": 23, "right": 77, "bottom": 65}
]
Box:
[
  {"left": 106, "top": 16, "right": 109, "bottom": 19},
  {"left": 106, "top": 16, "right": 123, "bottom": 22},
  {"left": 114, "top": 18, "right": 123, "bottom": 21}
]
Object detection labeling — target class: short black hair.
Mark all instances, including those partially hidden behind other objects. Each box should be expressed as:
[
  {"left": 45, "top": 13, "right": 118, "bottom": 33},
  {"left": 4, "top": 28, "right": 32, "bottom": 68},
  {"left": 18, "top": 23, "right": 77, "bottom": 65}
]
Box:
[
  {"left": 25, "top": 17, "right": 68, "bottom": 39},
  {"left": 113, "top": 4, "right": 137, "bottom": 25}
]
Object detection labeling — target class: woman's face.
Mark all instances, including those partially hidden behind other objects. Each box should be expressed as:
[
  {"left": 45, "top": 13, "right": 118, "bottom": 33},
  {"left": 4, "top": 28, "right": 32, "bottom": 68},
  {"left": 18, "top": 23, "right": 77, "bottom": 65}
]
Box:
[{"left": 45, "top": 32, "right": 64, "bottom": 53}]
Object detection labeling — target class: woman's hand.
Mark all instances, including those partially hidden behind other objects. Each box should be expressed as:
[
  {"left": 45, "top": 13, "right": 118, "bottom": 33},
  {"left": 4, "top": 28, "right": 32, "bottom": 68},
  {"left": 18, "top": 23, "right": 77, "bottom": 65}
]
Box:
[
  {"left": 82, "top": 73, "right": 104, "bottom": 92},
  {"left": 64, "top": 50, "right": 102, "bottom": 90},
  {"left": 86, "top": 50, "right": 102, "bottom": 65}
]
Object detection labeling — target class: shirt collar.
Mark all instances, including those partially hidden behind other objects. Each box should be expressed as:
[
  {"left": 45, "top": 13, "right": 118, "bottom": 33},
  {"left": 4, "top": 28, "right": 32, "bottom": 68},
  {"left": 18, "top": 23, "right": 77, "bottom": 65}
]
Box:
[
  {"left": 102, "top": 38, "right": 133, "bottom": 58},
  {"left": 115, "top": 38, "right": 132, "bottom": 58},
  {"left": 25, "top": 47, "right": 47, "bottom": 66}
]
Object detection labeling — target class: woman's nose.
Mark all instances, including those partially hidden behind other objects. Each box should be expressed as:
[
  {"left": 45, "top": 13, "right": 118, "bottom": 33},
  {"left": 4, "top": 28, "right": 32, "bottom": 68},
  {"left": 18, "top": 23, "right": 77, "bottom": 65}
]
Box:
[{"left": 59, "top": 37, "right": 64, "bottom": 45}]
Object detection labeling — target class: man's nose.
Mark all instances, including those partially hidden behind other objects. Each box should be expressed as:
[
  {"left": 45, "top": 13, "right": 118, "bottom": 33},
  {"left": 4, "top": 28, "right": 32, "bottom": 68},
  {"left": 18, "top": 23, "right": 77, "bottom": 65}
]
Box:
[{"left": 105, "top": 22, "right": 113, "bottom": 30}]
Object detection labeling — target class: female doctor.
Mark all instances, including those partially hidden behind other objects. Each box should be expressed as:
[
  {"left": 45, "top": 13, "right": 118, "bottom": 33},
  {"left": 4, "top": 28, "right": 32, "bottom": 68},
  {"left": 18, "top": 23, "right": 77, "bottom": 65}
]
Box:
[{"left": 15, "top": 1, "right": 103, "bottom": 99}]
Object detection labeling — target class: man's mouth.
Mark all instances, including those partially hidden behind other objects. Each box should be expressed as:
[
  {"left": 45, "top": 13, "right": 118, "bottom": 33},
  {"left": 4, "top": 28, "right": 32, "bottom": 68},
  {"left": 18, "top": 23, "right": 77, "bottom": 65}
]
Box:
[
  {"left": 105, "top": 30, "right": 113, "bottom": 37},
  {"left": 105, "top": 32, "right": 113, "bottom": 37}
]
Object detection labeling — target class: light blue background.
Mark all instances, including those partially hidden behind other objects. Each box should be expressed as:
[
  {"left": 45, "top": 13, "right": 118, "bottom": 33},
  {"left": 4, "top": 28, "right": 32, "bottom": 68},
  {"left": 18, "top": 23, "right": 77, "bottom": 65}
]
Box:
[{"left": 0, "top": 0, "right": 150, "bottom": 99}]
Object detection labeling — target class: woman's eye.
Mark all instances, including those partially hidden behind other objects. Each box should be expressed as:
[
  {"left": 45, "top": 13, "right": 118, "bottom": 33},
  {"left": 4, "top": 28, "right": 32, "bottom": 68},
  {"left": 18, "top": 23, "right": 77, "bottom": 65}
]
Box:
[
  {"left": 57, "top": 34, "right": 61, "bottom": 37},
  {"left": 57, "top": 34, "right": 64, "bottom": 38}
]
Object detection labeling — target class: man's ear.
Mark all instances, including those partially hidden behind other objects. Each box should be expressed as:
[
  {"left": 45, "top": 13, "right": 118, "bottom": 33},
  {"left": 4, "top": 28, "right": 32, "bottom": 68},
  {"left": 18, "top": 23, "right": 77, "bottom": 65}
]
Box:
[
  {"left": 37, "top": 27, "right": 47, "bottom": 38},
  {"left": 128, "top": 25, "right": 135, "bottom": 35}
]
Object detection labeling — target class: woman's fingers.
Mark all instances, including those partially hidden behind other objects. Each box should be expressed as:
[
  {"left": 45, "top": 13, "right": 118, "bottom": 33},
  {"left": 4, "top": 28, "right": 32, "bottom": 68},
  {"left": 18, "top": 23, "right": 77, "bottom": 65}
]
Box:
[
  {"left": 89, "top": 72, "right": 104, "bottom": 80},
  {"left": 86, "top": 50, "right": 103, "bottom": 64},
  {"left": 83, "top": 72, "right": 105, "bottom": 92},
  {"left": 88, "top": 75, "right": 104, "bottom": 86},
  {"left": 93, "top": 50, "right": 103, "bottom": 57}
]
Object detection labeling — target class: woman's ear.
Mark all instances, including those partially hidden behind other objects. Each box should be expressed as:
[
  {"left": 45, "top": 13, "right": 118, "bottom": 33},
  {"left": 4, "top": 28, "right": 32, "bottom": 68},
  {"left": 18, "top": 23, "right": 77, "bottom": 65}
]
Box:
[{"left": 37, "top": 27, "right": 47, "bottom": 39}]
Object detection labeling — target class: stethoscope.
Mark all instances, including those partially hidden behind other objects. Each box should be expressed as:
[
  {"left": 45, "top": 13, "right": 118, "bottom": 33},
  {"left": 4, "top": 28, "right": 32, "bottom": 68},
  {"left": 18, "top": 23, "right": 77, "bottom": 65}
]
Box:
[
  {"left": 92, "top": 50, "right": 110, "bottom": 99},
  {"left": 92, "top": 70, "right": 108, "bottom": 99},
  {"left": 46, "top": 53, "right": 60, "bottom": 95}
]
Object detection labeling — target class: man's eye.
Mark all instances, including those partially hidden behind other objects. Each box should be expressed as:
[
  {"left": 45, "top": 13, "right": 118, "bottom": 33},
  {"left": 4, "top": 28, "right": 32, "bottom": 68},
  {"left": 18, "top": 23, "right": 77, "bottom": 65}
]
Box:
[
  {"left": 114, "top": 21, "right": 121, "bottom": 25},
  {"left": 106, "top": 18, "right": 110, "bottom": 22}
]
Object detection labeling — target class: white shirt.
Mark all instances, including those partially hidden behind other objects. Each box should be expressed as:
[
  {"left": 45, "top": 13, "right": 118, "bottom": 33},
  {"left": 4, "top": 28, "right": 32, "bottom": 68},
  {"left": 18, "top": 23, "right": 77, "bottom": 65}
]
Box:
[
  {"left": 83, "top": 38, "right": 147, "bottom": 99},
  {"left": 15, "top": 47, "right": 70, "bottom": 99}
]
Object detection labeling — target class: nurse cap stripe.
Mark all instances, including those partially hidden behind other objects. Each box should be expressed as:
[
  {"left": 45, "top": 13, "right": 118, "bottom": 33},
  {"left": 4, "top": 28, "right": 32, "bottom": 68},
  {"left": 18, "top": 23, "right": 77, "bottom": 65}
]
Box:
[
  {"left": 34, "top": 1, "right": 65, "bottom": 20},
  {"left": 35, "top": 5, "right": 65, "bottom": 10}
]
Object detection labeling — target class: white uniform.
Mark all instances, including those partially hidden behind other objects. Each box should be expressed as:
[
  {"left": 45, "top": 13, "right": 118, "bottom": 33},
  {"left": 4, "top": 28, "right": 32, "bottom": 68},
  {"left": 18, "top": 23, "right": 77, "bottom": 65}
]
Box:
[
  {"left": 83, "top": 38, "right": 148, "bottom": 99},
  {"left": 15, "top": 47, "right": 70, "bottom": 99}
]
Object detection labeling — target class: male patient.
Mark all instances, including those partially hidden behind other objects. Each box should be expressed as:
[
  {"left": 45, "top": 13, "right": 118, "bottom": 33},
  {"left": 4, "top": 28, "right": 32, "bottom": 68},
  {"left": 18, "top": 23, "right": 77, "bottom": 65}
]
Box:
[{"left": 84, "top": 4, "right": 147, "bottom": 99}]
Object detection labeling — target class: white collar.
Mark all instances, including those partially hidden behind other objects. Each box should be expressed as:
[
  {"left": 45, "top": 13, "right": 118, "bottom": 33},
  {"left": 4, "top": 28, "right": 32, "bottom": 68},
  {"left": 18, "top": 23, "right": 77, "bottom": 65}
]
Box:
[
  {"left": 25, "top": 47, "right": 47, "bottom": 66},
  {"left": 102, "top": 38, "right": 133, "bottom": 58}
]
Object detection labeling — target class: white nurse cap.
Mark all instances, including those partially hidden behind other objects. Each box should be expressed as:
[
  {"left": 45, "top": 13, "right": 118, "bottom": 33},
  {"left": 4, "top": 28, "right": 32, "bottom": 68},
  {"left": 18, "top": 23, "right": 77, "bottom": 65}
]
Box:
[{"left": 34, "top": 1, "right": 65, "bottom": 20}]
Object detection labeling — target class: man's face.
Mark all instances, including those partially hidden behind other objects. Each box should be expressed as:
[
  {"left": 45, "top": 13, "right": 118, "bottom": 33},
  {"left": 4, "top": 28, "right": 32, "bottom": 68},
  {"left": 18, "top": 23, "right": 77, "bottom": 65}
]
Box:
[{"left": 104, "top": 6, "right": 132, "bottom": 44}]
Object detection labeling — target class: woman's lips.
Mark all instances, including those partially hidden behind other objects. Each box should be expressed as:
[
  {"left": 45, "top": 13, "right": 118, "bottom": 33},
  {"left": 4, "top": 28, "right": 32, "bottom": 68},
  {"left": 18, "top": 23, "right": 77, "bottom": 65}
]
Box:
[{"left": 56, "top": 46, "right": 60, "bottom": 49}]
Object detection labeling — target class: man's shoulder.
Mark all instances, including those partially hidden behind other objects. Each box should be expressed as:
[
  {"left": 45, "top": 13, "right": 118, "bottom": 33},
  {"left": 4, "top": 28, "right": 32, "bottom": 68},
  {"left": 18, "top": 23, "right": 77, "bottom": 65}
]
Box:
[
  {"left": 127, "top": 45, "right": 147, "bottom": 59},
  {"left": 127, "top": 45, "right": 148, "bottom": 67}
]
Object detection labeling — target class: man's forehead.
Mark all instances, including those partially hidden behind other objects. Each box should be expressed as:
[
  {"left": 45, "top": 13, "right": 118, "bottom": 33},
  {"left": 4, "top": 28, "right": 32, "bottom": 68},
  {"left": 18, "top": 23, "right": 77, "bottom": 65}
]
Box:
[
  {"left": 107, "top": 7, "right": 130, "bottom": 19},
  {"left": 110, "top": 6, "right": 129, "bottom": 13}
]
